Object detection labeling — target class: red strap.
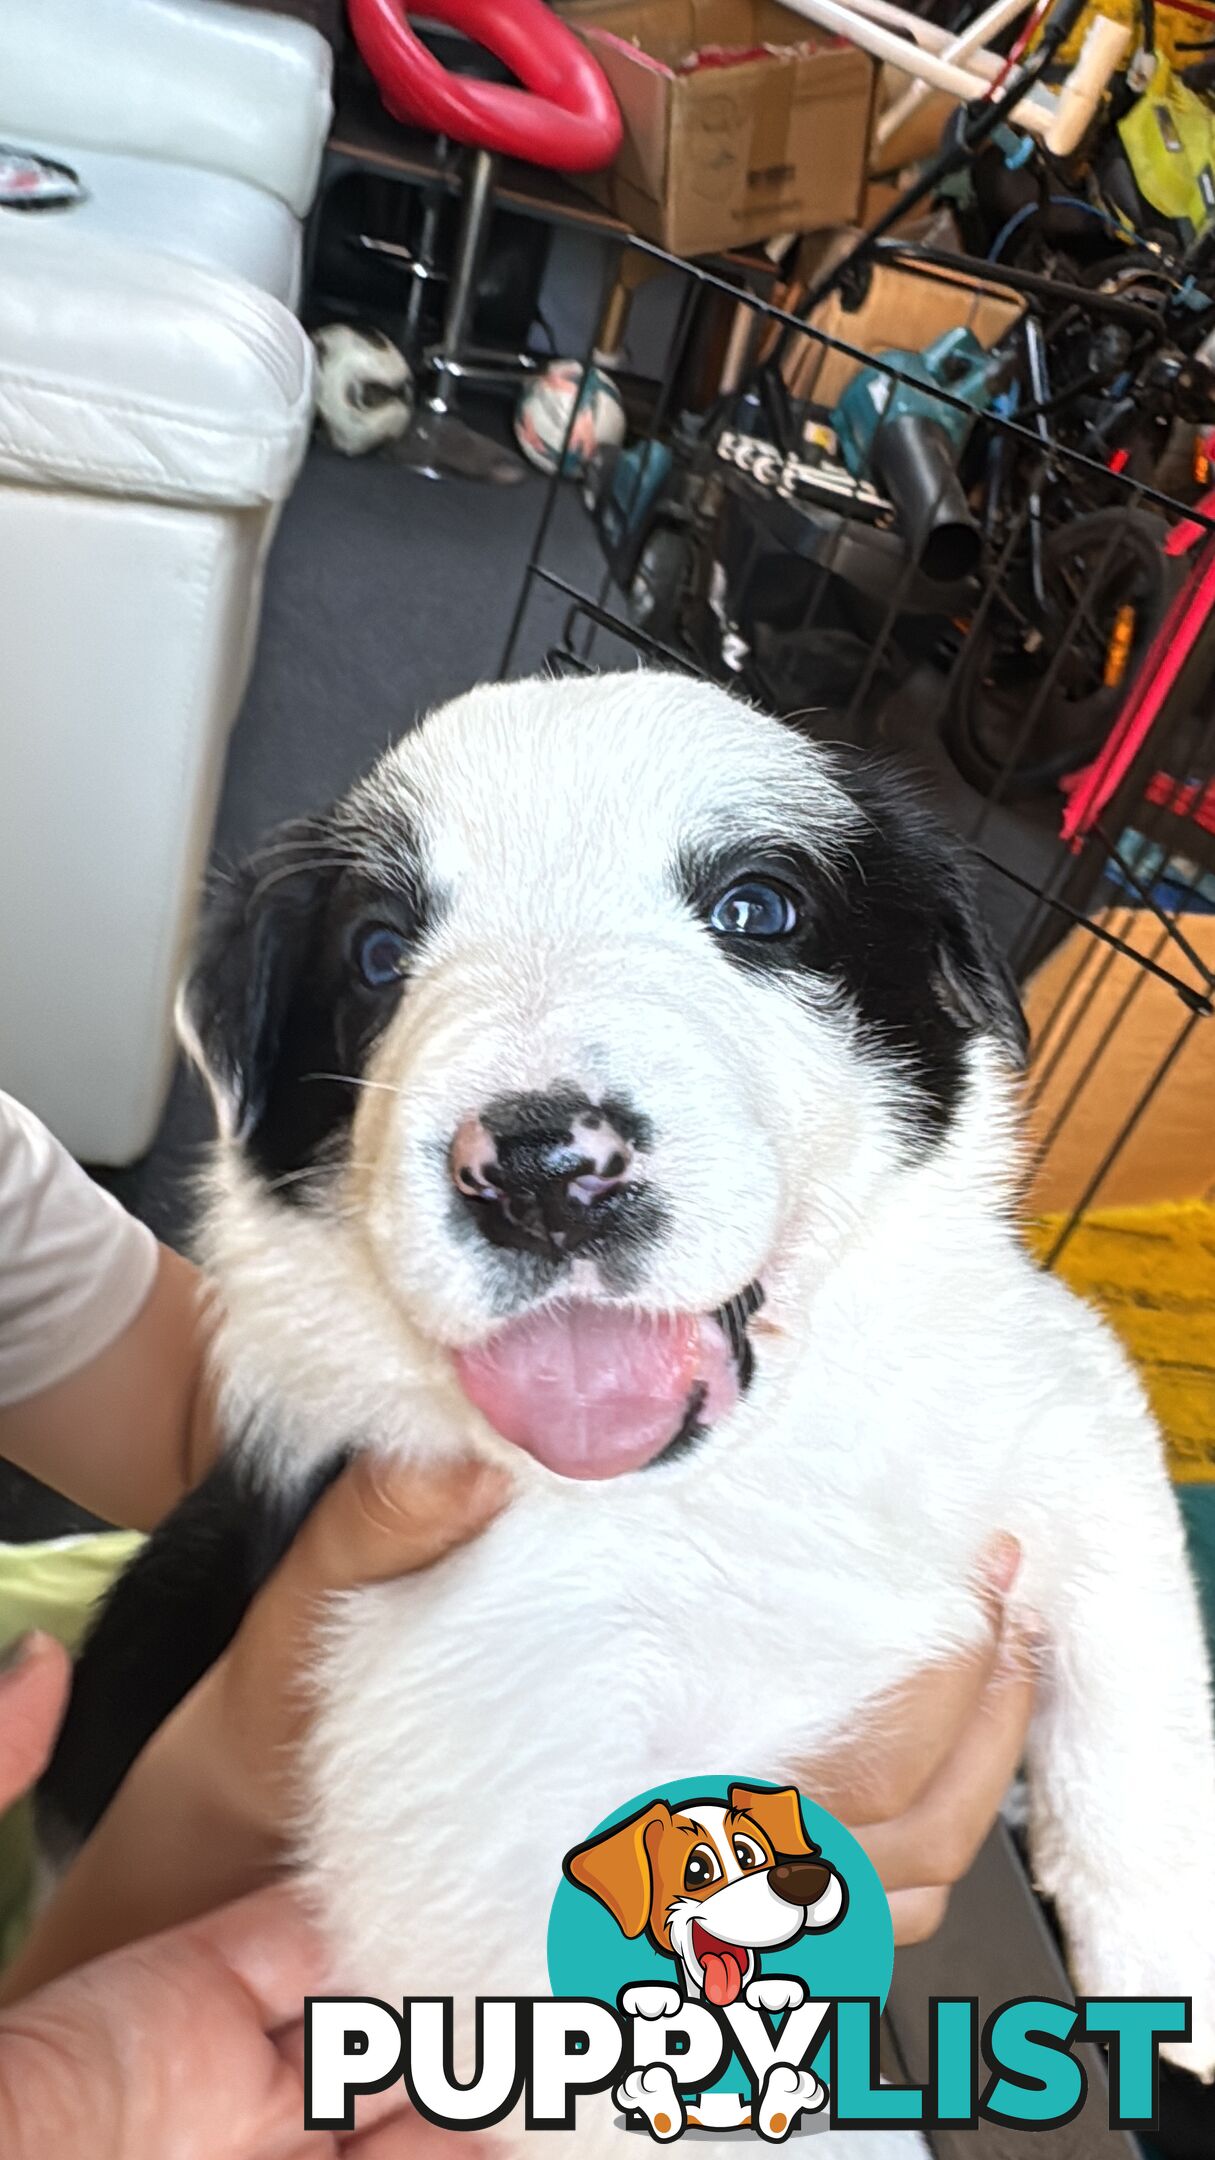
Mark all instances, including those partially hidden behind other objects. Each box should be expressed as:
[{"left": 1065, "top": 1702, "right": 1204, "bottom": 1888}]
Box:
[
  {"left": 348, "top": 0, "right": 622, "bottom": 171},
  {"left": 1060, "top": 525, "right": 1215, "bottom": 846}
]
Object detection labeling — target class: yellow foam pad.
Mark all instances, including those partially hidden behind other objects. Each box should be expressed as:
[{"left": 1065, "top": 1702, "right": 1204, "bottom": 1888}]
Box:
[{"left": 1028, "top": 1202, "right": 1215, "bottom": 1482}]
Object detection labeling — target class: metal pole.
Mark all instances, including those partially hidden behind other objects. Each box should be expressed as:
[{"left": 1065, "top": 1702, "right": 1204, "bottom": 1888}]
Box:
[{"left": 427, "top": 146, "right": 496, "bottom": 418}]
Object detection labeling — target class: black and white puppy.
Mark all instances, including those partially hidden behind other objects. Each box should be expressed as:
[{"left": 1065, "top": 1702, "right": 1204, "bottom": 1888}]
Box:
[{"left": 46, "top": 673, "right": 1215, "bottom": 2155}]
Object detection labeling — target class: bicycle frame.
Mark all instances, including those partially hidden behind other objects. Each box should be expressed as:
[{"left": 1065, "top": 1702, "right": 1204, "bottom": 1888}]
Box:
[{"left": 1061, "top": 490, "right": 1215, "bottom": 842}]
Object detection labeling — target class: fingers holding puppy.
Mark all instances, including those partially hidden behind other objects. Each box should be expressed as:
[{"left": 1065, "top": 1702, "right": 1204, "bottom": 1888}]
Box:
[
  {"left": 292, "top": 1453, "right": 511, "bottom": 1594},
  {"left": 206, "top": 1454, "right": 511, "bottom": 1824},
  {"left": 0, "top": 1633, "right": 71, "bottom": 1813},
  {"left": 857, "top": 1610, "right": 1040, "bottom": 1937},
  {"left": 791, "top": 1532, "right": 1041, "bottom": 1948},
  {"left": 798, "top": 1531, "right": 1027, "bottom": 1825}
]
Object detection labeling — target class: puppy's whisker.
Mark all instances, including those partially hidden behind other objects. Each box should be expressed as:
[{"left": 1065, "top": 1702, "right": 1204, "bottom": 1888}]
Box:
[
  {"left": 263, "top": 1165, "right": 322, "bottom": 1194},
  {"left": 302, "top": 1072, "right": 403, "bottom": 1095},
  {"left": 779, "top": 705, "right": 829, "bottom": 729},
  {"left": 265, "top": 1157, "right": 378, "bottom": 1194},
  {"left": 249, "top": 857, "right": 351, "bottom": 901}
]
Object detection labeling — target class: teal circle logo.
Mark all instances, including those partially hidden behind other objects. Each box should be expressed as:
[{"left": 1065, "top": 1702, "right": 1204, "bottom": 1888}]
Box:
[{"left": 547, "top": 1776, "right": 893, "bottom": 2102}]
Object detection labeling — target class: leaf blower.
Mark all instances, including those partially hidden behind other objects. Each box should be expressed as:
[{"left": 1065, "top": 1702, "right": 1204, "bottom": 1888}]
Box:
[{"left": 832, "top": 326, "right": 1008, "bottom": 582}]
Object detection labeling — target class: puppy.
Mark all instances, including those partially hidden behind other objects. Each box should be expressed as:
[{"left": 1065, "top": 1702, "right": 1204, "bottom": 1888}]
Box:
[
  {"left": 45, "top": 673, "right": 1215, "bottom": 2155},
  {"left": 566, "top": 1783, "right": 846, "bottom": 2009},
  {"left": 567, "top": 1781, "right": 846, "bottom": 2139}
]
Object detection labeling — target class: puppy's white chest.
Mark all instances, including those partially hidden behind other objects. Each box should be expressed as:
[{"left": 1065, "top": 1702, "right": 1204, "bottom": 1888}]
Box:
[{"left": 302, "top": 1455, "right": 973, "bottom": 2003}]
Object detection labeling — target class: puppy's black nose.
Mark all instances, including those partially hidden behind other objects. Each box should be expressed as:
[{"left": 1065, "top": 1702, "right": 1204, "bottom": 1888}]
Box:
[
  {"left": 769, "top": 1859, "right": 833, "bottom": 1907},
  {"left": 450, "top": 1092, "right": 643, "bottom": 1259}
]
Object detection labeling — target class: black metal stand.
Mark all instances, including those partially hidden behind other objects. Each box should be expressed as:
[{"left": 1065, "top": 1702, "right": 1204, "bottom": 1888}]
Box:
[{"left": 397, "top": 145, "right": 535, "bottom": 485}]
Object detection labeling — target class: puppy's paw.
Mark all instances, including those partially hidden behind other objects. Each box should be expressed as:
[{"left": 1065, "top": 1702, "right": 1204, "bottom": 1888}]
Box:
[
  {"left": 1160, "top": 1985, "right": 1215, "bottom": 2086},
  {"left": 615, "top": 2065, "right": 685, "bottom": 2140},
  {"left": 620, "top": 1982, "right": 684, "bottom": 2021},
  {"left": 744, "top": 1975, "right": 807, "bottom": 2013},
  {"left": 757, "top": 2064, "right": 826, "bottom": 2139},
  {"left": 1065, "top": 1893, "right": 1215, "bottom": 2084},
  {"left": 686, "top": 2092, "right": 751, "bottom": 2130},
  {"left": 1163, "top": 2031, "right": 1215, "bottom": 2084}
]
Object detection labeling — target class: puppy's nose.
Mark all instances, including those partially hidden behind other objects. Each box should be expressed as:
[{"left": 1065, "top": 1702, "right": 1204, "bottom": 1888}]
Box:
[
  {"left": 450, "top": 1093, "right": 640, "bottom": 1259},
  {"left": 769, "top": 1859, "right": 833, "bottom": 1907}
]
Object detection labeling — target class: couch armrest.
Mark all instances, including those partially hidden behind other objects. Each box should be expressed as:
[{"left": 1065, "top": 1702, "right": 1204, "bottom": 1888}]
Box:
[
  {"left": 0, "top": 0, "right": 333, "bottom": 217},
  {"left": 0, "top": 218, "right": 315, "bottom": 508}
]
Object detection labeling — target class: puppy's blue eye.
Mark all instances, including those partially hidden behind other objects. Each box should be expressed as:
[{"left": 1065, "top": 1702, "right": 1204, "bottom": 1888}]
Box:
[
  {"left": 355, "top": 924, "right": 408, "bottom": 988},
  {"left": 709, "top": 880, "right": 799, "bottom": 939}
]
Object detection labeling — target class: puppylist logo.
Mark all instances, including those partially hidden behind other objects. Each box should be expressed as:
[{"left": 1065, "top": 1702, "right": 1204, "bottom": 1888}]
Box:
[
  {"left": 555, "top": 1780, "right": 860, "bottom": 2137},
  {"left": 304, "top": 1776, "right": 1192, "bottom": 2141}
]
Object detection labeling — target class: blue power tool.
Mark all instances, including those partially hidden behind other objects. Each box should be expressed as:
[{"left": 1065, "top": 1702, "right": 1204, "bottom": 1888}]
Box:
[{"left": 832, "top": 327, "right": 1007, "bottom": 582}]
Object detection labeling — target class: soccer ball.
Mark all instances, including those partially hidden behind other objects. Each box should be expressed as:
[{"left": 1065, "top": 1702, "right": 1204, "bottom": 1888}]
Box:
[
  {"left": 312, "top": 325, "right": 414, "bottom": 456},
  {"left": 514, "top": 360, "right": 626, "bottom": 478}
]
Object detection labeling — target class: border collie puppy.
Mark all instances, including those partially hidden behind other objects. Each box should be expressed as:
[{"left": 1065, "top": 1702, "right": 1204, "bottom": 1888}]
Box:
[{"left": 45, "top": 674, "right": 1215, "bottom": 2149}]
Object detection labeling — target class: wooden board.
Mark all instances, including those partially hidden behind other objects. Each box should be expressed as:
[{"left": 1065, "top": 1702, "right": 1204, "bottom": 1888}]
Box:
[{"left": 1024, "top": 913, "right": 1215, "bottom": 1214}]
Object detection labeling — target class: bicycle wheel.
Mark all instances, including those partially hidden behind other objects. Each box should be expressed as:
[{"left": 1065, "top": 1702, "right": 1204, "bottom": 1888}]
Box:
[{"left": 943, "top": 510, "right": 1182, "bottom": 798}]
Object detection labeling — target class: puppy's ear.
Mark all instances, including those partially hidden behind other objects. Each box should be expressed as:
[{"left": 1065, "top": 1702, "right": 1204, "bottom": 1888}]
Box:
[
  {"left": 178, "top": 818, "right": 334, "bottom": 1142},
  {"left": 846, "top": 762, "right": 1029, "bottom": 1071},
  {"left": 728, "top": 1784, "right": 817, "bottom": 1862},
  {"left": 563, "top": 1801, "right": 671, "bottom": 1939},
  {"left": 932, "top": 874, "right": 1029, "bottom": 1071}
]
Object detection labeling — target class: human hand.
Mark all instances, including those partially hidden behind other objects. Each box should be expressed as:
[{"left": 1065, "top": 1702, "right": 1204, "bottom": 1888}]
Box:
[
  {"left": 189, "top": 1452, "right": 510, "bottom": 1838},
  {"left": 5, "top": 1455, "right": 508, "bottom": 1993},
  {"left": 0, "top": 1878, "right": 474, "bottom": 2160},
  {"left": 0, "top": 1630, "right": 71, "bottom": 1811},
  {"left": 793, "top": 1533, "right": 1039, "bottom": 1944},
  {"left": 0, "top": 1627, "right": 482, "bottom": 2158}
]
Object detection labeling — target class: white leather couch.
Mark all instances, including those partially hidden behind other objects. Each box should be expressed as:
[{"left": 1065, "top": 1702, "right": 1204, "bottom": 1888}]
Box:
[{"left": 0, "top": 0, "right": 332, "bottom": 1164}]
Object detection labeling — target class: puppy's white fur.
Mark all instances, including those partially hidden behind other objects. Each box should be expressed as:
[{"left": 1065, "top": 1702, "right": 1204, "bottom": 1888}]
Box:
[{"left": 192, "top": 675, "right": 1215, "bottom": 2153}]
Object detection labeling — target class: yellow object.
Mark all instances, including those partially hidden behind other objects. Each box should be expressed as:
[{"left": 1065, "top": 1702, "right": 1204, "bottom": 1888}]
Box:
[
  {"left": 0, "top": 1532, "right": 141, "bottom": 1657},
  {"left": 1118, "top": 59, "right": 1215, "bottom": 231},
  {"left": 1027, "top": 1203, "right": 1215, "bottom": 1482},
  {"left": 1051, "top": 0, "right": 1215, "bottom": 72},
  {"left": 1102, "top": 602, "right": 1136, "bottom": 687},
  {"left": 0, "top": 1532, "right": 142, "bottom": 1967}
]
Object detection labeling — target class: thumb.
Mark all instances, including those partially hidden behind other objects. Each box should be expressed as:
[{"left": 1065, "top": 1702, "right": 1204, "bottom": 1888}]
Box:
[
  {"left": 0, "top": 1632, "right": 71, "bottom": 1810},
  {"left": 284, "top": 1452, "right": 511, "bottom": 1599},
  {"left": 220, "top": 1454, "right": 510, "bottom": 1738}
]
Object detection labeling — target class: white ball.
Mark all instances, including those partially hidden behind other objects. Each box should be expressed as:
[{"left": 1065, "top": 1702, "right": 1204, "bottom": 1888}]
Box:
[
  {"left": 514, "top": 360, "right": 626, "bottom": 478},
  {"left": 312, "top": 325, "right": 414, "bottom": 456}
]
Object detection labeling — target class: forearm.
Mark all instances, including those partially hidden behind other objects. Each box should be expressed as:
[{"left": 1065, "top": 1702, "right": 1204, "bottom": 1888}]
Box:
[
  {"left": 0, "top": 1247, "right": 219, "bottom": 1530},
  {"left": 1, "top": 1675, "right": 277, "bottom": 2001}
]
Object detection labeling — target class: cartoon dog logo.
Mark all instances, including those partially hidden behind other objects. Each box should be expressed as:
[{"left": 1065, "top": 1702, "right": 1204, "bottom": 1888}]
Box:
[{"left": 564, "top": 1784, "right": 847, "bottom": 2138}]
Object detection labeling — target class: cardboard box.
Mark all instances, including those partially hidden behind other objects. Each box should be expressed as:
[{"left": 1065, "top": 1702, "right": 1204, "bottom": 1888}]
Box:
[
  {"left": 782, "top": 252, "right": 1023, "bottom": 407},
  {"left": 559, "top": 1, "right": 876, "bottom": 257}
]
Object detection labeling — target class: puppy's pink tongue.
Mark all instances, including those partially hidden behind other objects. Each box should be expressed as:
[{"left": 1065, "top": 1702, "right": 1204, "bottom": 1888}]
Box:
[
  {"left": 701, "top": 1951, "right": 745, "bottom": 2008},
  {"left": 453, "top": 1305, "right": 738, "bottom": 1480}
]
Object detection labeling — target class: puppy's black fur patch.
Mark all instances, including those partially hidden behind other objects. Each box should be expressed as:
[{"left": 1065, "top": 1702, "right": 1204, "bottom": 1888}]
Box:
[
  {"left": 679, "top": 760, "right": 1027, "bottom": 1141},
  {"left": 38, "top": 1450, "right": 344, "bottom": 1859},
  {"left": 186, "top": 810, "right": 434, "bottom": 1197}
]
